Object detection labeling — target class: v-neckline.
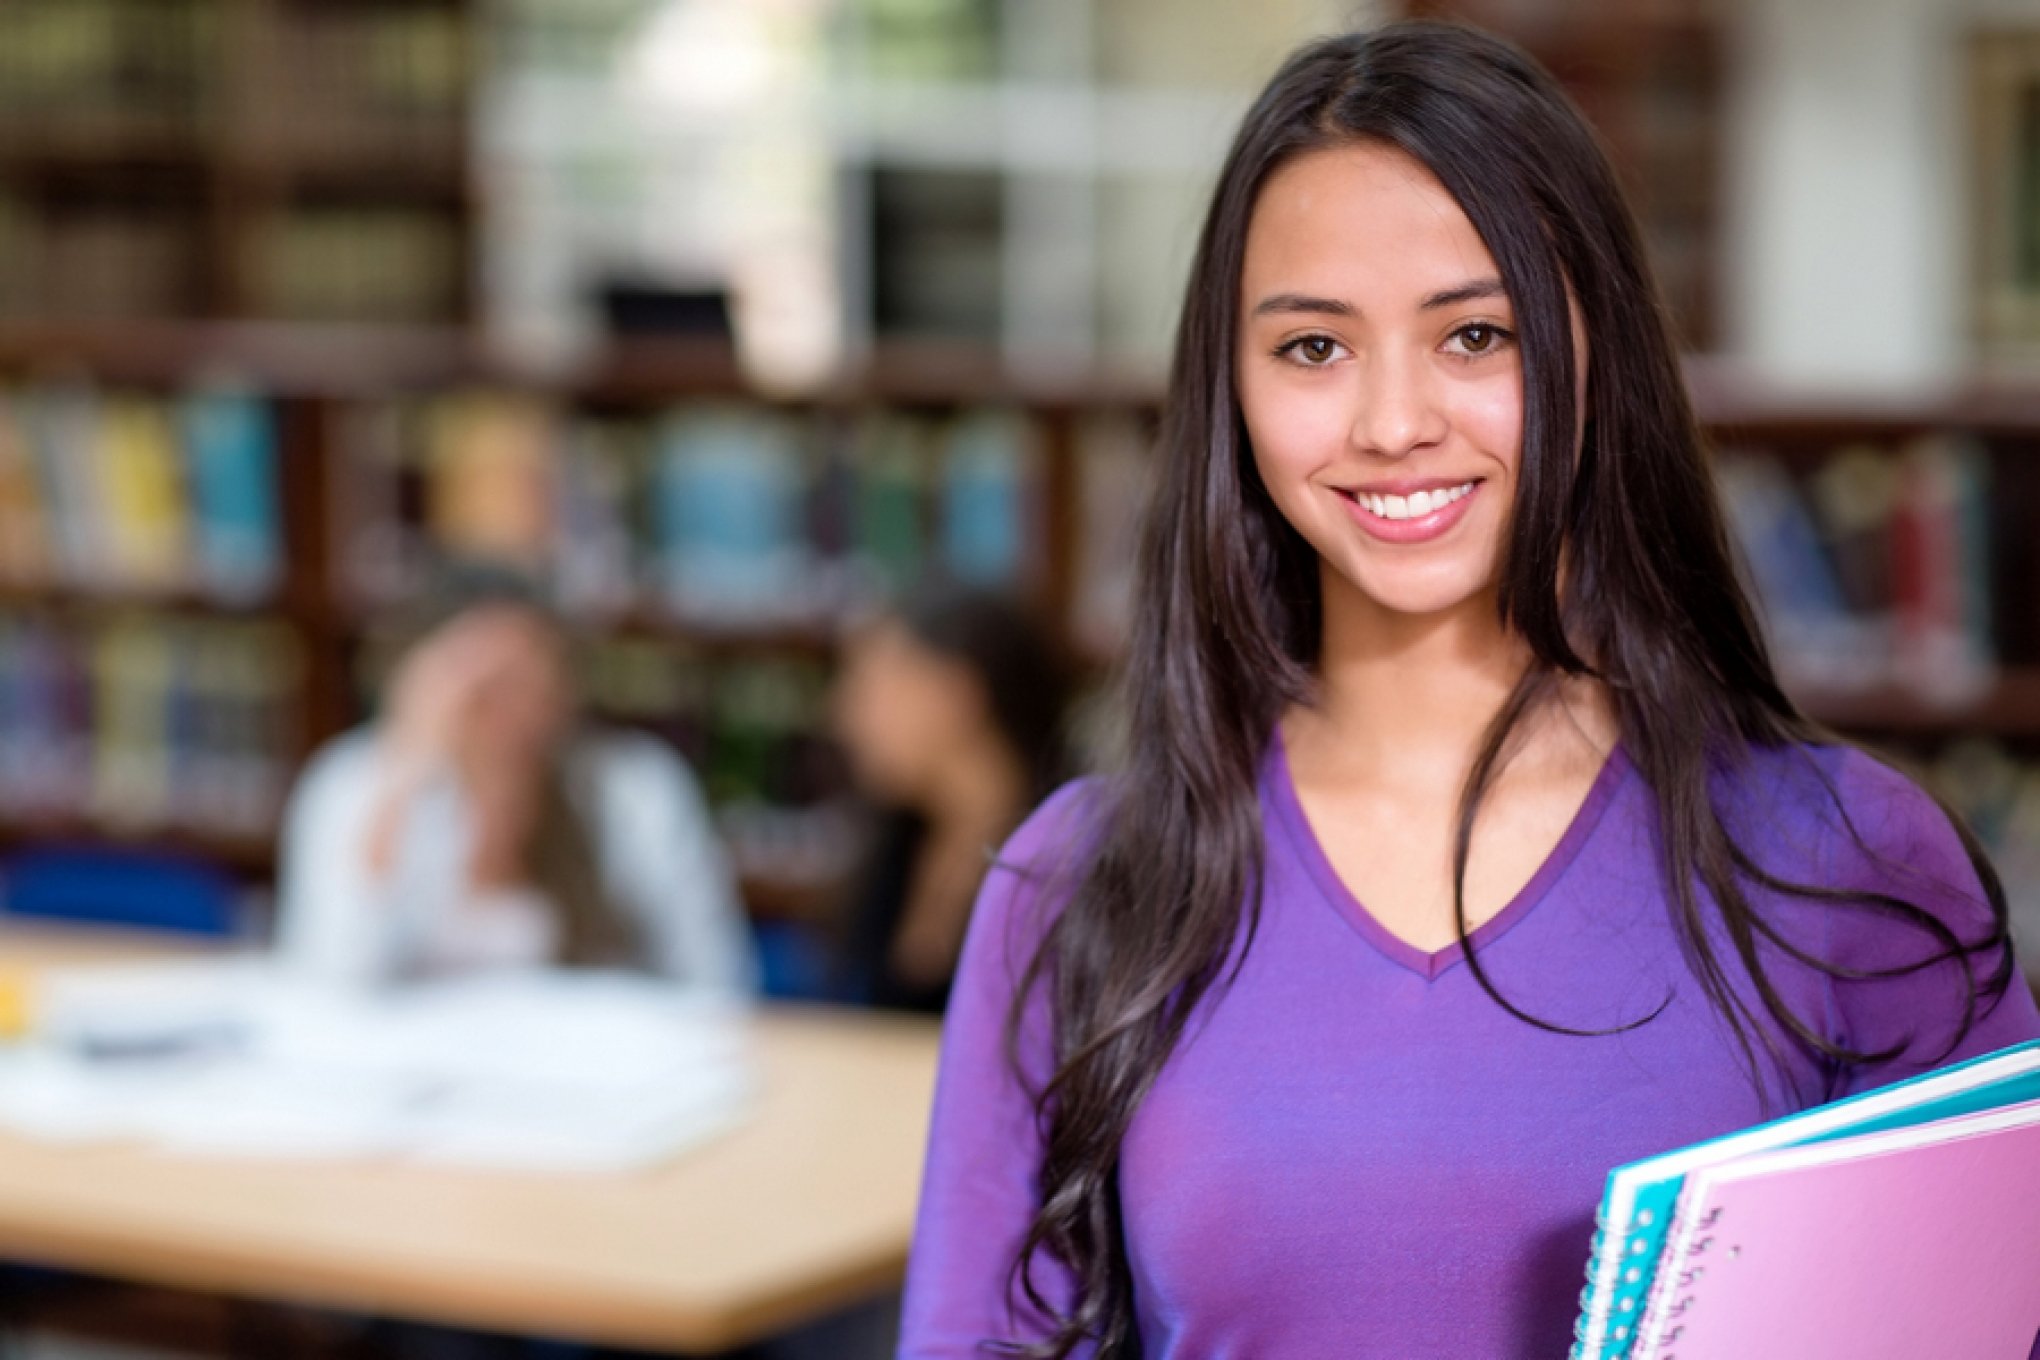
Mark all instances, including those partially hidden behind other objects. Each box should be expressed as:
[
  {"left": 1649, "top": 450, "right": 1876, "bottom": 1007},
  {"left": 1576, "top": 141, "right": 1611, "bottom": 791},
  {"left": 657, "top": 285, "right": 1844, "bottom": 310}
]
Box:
[{"left": 1263, "top": 726, "right": 1630, "bottom": 981}]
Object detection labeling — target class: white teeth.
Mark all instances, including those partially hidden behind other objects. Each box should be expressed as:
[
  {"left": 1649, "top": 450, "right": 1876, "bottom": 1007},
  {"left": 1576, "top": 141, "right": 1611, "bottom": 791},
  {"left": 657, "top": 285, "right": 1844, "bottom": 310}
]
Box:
[{"left": 1354, "top": 480, "right": 1475, "bottom": 521}]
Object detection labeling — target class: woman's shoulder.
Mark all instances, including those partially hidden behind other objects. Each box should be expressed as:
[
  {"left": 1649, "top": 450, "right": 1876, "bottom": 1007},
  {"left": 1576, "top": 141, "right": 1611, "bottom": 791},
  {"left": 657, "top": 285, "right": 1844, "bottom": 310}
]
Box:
[
  {"left": 1729, "top": 743, "right": 2040, "bottom": 1080},
  {"left": 1716, "top": 739, "right": 1958, "bottom": 866},
  {"left": 573, "top": 727, "right": 707, "bottom": 801},
  {"left": 285, "top": 726, "right": 381, "bottom": 810},
  {"left": 996, "top": 774, "right": 1112, "bottom": 875},
  {"left": 960, "top": 775, "right": 1111, "bottom": 981},
  {"left": 1716, "top": 739, "right": 1994, "bottom": 955}
]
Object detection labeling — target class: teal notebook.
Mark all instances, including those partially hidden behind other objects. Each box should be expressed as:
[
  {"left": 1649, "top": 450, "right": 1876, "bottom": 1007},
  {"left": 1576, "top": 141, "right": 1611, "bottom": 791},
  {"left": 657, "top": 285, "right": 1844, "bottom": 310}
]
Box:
[{"left": 1569, "top": 1037, "right": 2040, "bottom": 1360}]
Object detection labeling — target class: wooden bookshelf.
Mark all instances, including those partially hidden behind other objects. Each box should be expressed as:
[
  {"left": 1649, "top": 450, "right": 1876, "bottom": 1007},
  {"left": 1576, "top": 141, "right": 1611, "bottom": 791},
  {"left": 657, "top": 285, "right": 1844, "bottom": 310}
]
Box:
[
  {"left": 1792, "top": 670, "right": 2040, "bottom": 739},
  {"left": 0, "top": 0, "right": 477, "bottom": 327}
]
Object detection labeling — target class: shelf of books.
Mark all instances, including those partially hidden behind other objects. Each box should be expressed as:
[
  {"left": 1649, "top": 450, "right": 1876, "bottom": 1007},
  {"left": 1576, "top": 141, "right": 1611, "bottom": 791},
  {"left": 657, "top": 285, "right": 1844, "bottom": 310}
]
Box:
[{"left": 0, "top": 325, "right": 1157, "bottom": 927}]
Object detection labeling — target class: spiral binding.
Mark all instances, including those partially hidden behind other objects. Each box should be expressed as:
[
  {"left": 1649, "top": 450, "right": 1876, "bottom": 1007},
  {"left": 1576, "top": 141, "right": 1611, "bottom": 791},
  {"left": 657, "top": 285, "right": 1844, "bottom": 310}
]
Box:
[
  {"left": 1572, "top": 1200, "right": 1672, "bottom": 1359},
  {"left": 1634, "top": 1205, "right": 1724, "bottom": 1358}
]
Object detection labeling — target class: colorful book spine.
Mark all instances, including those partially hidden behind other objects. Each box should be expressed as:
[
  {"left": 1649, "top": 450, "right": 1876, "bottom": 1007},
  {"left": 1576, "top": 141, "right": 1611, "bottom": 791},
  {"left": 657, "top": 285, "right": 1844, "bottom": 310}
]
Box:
[
  {"left": 23, "top": 384, "right": 113, "bottom": 591},
  {"left": 937, "top": 408, "right": 1040, "bottom": 590},
  {"left": 181, "top": 385, "right": 283, "bottom": 606},
  {"left": 652, "top": 406, "right": 815, "bottom": 627},
  {"left": 0, "top": 392, "right": 52, "bottom": 589},
  {"left": 98, "top": 399, "right": 192, "bottom": 593},
  {"left": 553, "top": 417, "right": 642, "bottom": 618},
  {"left": 425, "top": 392, "right": 558, "bottom": 570},
  {"left": 849, "top": 412, "right": 931, "bottom": 600},
  {"left": 1890, "top": 437, "right": 1994, "bottom": 703}
]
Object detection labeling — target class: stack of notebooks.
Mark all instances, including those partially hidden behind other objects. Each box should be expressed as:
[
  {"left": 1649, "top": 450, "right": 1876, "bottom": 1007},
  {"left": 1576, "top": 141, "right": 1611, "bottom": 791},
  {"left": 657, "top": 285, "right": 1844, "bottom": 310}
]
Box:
[{"left": 1572, "top": 1038, "right": 2040, "bottom": 1359}]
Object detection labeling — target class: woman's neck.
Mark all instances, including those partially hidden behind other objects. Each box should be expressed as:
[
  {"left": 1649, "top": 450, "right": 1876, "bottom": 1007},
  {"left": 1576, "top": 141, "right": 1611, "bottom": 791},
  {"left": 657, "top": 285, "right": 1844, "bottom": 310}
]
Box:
[{"left": 1290, "top": 568, "right": 1611, "bottom": 791}]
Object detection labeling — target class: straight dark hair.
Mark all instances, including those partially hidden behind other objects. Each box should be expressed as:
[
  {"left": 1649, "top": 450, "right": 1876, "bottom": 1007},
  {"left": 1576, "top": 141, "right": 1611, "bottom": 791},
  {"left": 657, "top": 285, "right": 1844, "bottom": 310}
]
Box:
[{"left": 1001, "top": 21, "right": 2018, "bottom": 1357}]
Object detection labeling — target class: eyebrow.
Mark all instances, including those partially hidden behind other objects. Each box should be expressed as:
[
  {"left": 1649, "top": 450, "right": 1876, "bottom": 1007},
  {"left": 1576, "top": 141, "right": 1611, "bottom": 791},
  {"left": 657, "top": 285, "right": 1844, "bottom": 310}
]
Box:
[
  {"left": 1420, "top": 277, "right": 1508, "bottom": 310},
  {"left": 1248, "top": 277, "right": 1509, "bottom": 318},
  {"left": 1250, "top": 292, "right": 1356, "bottom": 318}
]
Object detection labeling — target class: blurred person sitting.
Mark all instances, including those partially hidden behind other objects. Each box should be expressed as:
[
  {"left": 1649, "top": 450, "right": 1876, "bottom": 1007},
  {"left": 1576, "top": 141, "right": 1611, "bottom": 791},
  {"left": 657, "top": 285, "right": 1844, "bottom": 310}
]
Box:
[
  {"left": 277, "top": 567, "right": 757, "bottom": 992},
  {"left": 828, "top": 584, "right": 1074, "bottom": 1013}
]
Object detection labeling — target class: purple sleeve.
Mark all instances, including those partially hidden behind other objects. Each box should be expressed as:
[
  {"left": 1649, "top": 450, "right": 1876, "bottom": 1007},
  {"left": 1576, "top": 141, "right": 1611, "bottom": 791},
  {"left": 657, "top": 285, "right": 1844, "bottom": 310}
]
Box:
[
  {"left": 1821, "top": 752, "right": 2040, "bottom": 1099},
  {"left": 900, "top": 782, "right": 1097, "bottom": 1359}
]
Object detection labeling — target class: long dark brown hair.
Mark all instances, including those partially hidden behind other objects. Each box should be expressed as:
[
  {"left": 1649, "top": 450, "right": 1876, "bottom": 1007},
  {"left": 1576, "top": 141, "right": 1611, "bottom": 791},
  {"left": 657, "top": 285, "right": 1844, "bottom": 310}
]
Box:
[{"left": 1002, "top": 21, "right": 2018, "bottom": 1357}]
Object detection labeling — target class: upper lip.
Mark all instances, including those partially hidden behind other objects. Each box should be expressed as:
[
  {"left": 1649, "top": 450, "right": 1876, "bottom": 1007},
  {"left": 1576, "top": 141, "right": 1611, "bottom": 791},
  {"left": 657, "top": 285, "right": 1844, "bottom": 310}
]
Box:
[{"left": 1337, "top": 476, "right": 1484, "bottom": 497}]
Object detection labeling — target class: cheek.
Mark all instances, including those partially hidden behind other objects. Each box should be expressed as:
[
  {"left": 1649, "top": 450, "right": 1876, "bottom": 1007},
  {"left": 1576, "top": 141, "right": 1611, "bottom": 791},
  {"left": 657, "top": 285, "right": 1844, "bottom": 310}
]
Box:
[
  {"left": 1459, "top": 379, "right": 1525, "bottom": 476},
  {"left": 833, "top": 661, "right": 956, "bottom": 789},
  {"left": 1239, "top": 376, "right": 1343, "bottom": 510}
]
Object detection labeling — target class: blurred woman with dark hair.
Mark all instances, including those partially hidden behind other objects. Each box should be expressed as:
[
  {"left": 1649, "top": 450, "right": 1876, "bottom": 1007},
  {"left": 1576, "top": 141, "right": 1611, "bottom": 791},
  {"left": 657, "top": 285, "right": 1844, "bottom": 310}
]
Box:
[
  {"left": 829, "top": 584, "right": 1074, "bottom": 1013},
  {"left": 276, "top": 566, "right": 757, "bottom": 993}
]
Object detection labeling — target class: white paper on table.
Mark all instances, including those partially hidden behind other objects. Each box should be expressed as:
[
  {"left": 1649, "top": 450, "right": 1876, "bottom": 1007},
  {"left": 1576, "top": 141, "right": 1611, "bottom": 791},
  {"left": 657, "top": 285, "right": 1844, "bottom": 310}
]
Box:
[
  {"left": 30, "top": 955, "right": 286, "bottom": 1057},
  {"left": 0, "top": 1046, "right": 215, "bottom": 1143},
  {"left": 0, "top": 962, "right": 759, "bottom": 1172}
]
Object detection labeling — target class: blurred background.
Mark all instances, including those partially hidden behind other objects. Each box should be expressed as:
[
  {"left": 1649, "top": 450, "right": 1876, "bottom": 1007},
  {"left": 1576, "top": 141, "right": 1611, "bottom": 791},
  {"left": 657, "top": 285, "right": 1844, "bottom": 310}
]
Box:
[{"left": 2, "top": 0, "right": 2040, "bottom": 1353}]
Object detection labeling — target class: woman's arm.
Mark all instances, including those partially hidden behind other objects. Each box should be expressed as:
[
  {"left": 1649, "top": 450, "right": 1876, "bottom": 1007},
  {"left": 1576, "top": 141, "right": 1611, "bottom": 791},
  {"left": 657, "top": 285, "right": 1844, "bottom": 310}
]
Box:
[
  {"left": 900, "top": 782, "right": 1096, "bottom": 1359},
  {"left": 600, "top": 735, "right": 760, "bottom": 993},
  {"left": 274, "top": 733, "right": 426, "bottom": 984},
  {"left": 887, "top": 815, "right": 1007, "bottom": 996}
]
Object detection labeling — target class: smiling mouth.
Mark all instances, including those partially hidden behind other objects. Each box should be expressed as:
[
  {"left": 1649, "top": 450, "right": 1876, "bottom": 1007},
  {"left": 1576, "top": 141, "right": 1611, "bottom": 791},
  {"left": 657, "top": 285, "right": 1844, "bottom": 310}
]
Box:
[{"left": 1335, "top": 479, "right": 1481, "bottom": 522}]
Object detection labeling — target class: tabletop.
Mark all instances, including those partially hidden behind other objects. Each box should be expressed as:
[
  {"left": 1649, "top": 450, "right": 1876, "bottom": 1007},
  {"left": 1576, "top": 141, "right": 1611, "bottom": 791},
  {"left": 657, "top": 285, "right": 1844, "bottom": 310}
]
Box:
[{"left": 0, "top": 922, "right": 944, "bottom": 1353}]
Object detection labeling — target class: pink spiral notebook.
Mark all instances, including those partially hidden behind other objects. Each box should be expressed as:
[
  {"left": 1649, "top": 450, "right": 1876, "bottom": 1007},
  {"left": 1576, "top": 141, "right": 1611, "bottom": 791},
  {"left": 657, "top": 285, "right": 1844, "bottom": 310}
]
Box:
[{"left": 1631, "top": 1098, "right": 2040, "bottom": 1359}]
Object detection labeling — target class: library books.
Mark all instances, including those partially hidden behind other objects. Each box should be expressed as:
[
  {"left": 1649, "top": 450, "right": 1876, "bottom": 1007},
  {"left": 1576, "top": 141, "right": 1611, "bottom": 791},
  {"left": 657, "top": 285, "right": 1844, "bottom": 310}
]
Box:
[
  {"left": 1714, "top": 437, "right": 1994, "bottom": 705},
  {"left": 0, "top": 612, "right": 299, "bottom": 840},
  {"left": 330, "top": 392, "right": 1048, "bottom": 628},
  {"left": 0, "top": 382, "right": 283, "bottom": 604}
]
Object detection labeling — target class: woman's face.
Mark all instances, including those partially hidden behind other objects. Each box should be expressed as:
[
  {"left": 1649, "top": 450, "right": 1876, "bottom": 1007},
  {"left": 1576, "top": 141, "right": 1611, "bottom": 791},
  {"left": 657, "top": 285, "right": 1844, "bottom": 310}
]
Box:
[
  {"left": 1233, "top": 139, "right": 1586, "bottom": 624},
  {"left": 830, "top": 618, "right": 986, "bottom": 804},
  {"left": 451, "top": 605, "right": 574, "bottom": 765}
]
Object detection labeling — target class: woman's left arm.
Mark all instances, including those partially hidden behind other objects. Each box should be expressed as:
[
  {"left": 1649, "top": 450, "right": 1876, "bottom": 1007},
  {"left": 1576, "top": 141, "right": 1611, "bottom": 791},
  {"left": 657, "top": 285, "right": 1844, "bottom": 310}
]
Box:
[{"left": 602, "top": 735, "right": 761, "bottom": 994}]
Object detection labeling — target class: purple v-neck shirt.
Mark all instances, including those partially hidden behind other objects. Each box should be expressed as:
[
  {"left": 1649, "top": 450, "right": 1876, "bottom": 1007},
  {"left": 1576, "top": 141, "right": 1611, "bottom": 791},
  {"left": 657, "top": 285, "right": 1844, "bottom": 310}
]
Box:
[{"left": 901, "top": 735, "right": 2040, "bottom": 1358}]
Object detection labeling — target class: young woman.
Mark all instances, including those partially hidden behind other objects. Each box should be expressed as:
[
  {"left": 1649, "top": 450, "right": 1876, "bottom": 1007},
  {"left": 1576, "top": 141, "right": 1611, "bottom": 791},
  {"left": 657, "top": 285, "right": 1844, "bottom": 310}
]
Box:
[
  {"left": 276, "top": 570, "right": 757, "bottom": 992},
  {"left": 828, "top": 584, "right": 1073, "bottom": 1012},
  {"left": 902, "top": 22, "right": 2040, "bottom": 1358}
]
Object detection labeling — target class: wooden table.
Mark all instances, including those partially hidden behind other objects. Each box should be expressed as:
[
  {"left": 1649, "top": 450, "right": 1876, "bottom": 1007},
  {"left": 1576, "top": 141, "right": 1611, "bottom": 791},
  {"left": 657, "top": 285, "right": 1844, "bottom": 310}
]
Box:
[{"left": 0, "top": 924, "right": 943, "bottom": 1354}]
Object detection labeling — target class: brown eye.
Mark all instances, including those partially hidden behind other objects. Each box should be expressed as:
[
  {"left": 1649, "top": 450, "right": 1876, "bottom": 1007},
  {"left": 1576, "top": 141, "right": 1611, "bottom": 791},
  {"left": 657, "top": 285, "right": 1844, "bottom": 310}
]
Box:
[
  {"left": 1459, "top": 325, "right": 1495, "bottom": 353},
  {"left": 1273, "top": 333, "right": 1349, "bottom": 367}
]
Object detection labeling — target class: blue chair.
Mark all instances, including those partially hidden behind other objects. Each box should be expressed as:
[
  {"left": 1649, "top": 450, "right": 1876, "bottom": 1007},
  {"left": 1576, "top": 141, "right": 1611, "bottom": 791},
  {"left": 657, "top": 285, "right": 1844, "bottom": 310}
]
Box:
[{"left": 0, "top": 845, "right": 241, "bottom": 937}]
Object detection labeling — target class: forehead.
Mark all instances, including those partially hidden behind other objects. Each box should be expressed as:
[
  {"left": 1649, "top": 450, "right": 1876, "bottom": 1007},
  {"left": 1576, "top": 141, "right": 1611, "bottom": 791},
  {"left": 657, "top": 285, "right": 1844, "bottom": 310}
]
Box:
[{"left": 1239, "top": 141, "right": 1498, "bottom": 305}]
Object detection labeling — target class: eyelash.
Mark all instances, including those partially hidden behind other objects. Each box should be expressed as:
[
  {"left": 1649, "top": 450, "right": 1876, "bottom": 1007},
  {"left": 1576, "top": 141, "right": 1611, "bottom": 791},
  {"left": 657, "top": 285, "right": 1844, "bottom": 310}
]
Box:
[{"left": 1270, "top": 322, "right": 1517, "bottom": 367}]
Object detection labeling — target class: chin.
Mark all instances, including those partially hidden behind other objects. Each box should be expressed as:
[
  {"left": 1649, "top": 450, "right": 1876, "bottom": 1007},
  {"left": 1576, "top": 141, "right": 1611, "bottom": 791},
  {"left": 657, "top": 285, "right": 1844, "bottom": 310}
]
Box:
[{"left": 1335, "top": 560, "right": 1497, "bottom": 621}]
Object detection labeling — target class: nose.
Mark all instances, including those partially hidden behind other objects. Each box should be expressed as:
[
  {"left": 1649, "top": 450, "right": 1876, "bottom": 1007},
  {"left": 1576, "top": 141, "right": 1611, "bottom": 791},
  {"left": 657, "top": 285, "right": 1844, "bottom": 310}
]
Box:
[{"left": 1348, "top": 348, "right": 1446, "bottom": 459}]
